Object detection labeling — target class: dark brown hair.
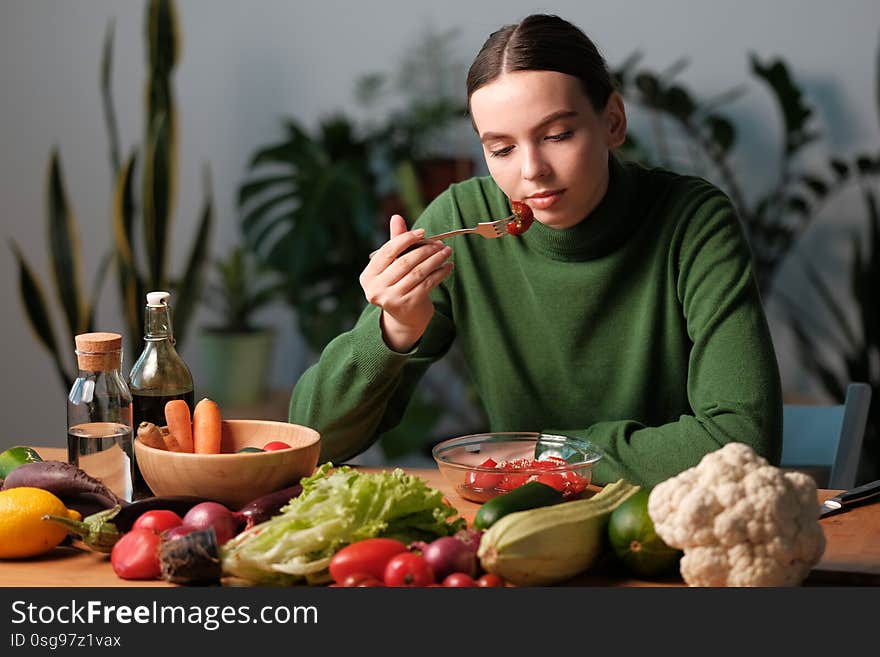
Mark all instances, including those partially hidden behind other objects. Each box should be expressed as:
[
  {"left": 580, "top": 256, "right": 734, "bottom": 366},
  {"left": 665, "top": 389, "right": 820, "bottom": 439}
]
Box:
[{"left": 466, "top": 14, "right": 615, "bottom": 114}]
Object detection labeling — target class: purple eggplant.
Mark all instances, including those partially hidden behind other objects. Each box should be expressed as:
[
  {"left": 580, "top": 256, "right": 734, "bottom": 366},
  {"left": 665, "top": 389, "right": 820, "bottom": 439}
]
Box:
[{"left": 237, "top": 484, "right": 303, "bottom": 528}]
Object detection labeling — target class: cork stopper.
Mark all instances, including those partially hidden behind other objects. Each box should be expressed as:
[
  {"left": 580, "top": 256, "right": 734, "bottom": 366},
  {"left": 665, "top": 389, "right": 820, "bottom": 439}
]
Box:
[{"left": 75, "top": 332, "right": 123, "bottom": 371}]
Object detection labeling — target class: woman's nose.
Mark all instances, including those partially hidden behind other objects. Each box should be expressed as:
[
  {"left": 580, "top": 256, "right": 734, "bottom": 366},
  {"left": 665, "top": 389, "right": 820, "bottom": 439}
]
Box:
[{"left": 521, "top": 145, "right": 550, "bottom": 180}]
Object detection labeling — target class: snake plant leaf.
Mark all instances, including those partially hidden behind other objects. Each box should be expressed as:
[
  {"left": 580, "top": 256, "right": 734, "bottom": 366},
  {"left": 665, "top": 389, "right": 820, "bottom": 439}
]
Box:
[
  {"left": 112, "top": 153, "right": 142, "bottom": 346},
  {"left": 148, "top": 0, "right": 177, "bottom": 77},
  {"left": 47, "top": 150, "right": 87, "bottom": 342},
  {"left": 142, "top": 0, "right": 179, "bottom": 291},
  {"left": 100, "top": 18, "right": 121, "bottom": 176},
  {"left": 143, "top": 111, "right": 173, "bottom": 290},
  {"left": 169, "top": 167, "right": 213, "bottom": 347},
  {"left": 8, "top": 240, "right": 72, "bottom": 390}
]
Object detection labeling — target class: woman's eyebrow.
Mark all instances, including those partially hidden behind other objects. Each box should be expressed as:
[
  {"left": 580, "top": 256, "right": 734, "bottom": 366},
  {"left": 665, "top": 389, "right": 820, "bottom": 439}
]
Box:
[{"left": 479, "top": 109, "right": 580, "bottom": 143}]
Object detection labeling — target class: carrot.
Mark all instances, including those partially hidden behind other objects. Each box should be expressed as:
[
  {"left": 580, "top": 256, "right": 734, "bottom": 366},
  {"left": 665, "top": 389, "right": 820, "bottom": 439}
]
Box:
[
  {"left": 136, "top": 422, "right": 167, "bottom": 450},
  {"left": 192, "top": 398, "right": 222, "bottom": 454},
  {"left": 164, "top": 400, "right": 194, "bottom": 453},
  {"left": 160, "top": 427, "right": 183, "bottom": 453}
]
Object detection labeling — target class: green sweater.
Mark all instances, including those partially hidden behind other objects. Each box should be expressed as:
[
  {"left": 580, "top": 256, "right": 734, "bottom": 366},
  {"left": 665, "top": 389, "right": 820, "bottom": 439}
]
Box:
[{"left": 289, "top": 155, "right": 783, "bottom": 487}]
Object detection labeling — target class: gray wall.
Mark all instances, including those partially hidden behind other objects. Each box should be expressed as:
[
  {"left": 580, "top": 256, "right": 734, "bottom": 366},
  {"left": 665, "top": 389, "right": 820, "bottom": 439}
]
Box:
[{"left": 2, "top": 0, "right": 879, "bottom": 453}]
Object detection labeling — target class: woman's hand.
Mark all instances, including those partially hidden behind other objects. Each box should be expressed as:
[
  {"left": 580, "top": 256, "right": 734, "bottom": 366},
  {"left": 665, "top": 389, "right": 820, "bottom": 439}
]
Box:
[{"left": 360, "top": 215, "right": 453, "bottom": 352}]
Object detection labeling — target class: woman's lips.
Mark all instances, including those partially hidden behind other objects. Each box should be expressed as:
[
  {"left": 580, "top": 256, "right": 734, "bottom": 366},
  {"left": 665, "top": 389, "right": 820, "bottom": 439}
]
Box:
[{"left": 526, "top": 189, "right": 565, "bottom": 210}]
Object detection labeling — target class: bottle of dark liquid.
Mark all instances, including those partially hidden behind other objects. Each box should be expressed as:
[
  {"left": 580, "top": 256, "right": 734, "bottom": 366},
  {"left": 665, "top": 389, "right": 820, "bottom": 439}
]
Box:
[
  {"left": 129, "top": 291, "right": 194, "bottom": 499},
  {"left": 67, "top": 332, "right": 134, "bottom": 502}
]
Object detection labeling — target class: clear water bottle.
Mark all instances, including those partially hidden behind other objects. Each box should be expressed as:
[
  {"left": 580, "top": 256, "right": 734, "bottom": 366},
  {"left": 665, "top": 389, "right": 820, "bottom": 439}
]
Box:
[
  {"left": 67, "top": 332, "right": 134, "bottom": 502},
  {"left": 128, "top": 291, "right": 194, "bottom": 499}
]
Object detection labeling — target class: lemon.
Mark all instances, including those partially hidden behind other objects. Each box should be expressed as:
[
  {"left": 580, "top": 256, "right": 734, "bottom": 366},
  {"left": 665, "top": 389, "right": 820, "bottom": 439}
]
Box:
[
  {"left": 0, "top": 487, "right": 81, "bottom": 559},
  {"left": 0, "top": 446, "right": 43, "bottom": 479}
]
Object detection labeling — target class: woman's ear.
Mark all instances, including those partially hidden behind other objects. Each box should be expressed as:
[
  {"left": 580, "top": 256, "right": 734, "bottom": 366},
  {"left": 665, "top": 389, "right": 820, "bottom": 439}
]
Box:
[{"left": 603, "top": 92, "right": 627, "bottom": 149}]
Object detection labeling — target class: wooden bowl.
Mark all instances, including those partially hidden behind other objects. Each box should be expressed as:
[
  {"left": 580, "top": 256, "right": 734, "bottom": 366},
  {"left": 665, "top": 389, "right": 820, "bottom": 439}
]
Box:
[{"left": 133, "top": 419, "right": 320, "bottom": 508}]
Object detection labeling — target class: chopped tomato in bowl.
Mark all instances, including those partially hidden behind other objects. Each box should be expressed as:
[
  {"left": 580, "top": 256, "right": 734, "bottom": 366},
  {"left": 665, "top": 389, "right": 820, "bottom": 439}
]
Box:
[{"left": 434, "top": 432, "right": 600, "bottom": 503}]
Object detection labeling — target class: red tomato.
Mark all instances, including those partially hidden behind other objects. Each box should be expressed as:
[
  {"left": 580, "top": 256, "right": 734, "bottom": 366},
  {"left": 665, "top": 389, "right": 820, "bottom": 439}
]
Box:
[
  {"left": 464, "top": 457, "right": 504, "bottom": 491},
  {"left": 329, "top": 538, "right": 408, "bottom": 583},
  {"left": 384, "top": 552, "right": 435, "bottom": 587},
  {"left": 442, "top": 572, "right": 477, "bottom": 587},
  {"left": 476, "top": 573, "right": 505, "bottom": 587},
  {"left": 535, "top": 472, "right": 567, "bottom": 491},
  {"left": 497, "top": 472, "right": 529, "bottom": 492},
  {"left": 340, "top": 572, "right": 385, "bottom": 587},
  {"left": 262, "top": 441, "right": 291, "bottom": 451},
  {"left": 111, "top": 528, "right": 161, "bottom": 580},
  {"left": 132, "top": 509, "right": 183, "bottom": 534}
]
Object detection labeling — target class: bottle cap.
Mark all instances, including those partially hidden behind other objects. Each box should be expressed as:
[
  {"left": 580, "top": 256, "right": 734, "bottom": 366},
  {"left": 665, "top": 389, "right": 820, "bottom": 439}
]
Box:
[
  {"left": 75, "top": 332, "right": 123, "bottom": 371},
  {"left": 146, "top": 291, "right": 170, "bottom": 307}
]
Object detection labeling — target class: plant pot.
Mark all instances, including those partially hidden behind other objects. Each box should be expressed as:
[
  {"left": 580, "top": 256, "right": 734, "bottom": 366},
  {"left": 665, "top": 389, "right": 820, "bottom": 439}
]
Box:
[{"left": 196, "top": 329, "right": 276, "bottom": 407}]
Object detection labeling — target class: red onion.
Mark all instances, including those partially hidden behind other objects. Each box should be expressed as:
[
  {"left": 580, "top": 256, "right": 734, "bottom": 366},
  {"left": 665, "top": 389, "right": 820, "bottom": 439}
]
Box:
[
  {"left": 181, "top": 502, "right": 243, "bottom": 544},
  {"left": 421, "top": 536, "right": 478, "bottom": 580}
]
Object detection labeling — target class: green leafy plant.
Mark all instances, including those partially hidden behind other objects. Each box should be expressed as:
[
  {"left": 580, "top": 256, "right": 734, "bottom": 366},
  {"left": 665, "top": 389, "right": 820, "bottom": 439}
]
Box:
[
  {"left": 613, "top": 52, "right": 879, "bottom": 294},
  {"left": 239, "top": 115, "right": 379, "bottom": 352},
  {"left": 10, "top": 0, "right": 212, "bottom": 390},
  {"left": 202, "top": 245, "right": 284, "bottom": 333}
]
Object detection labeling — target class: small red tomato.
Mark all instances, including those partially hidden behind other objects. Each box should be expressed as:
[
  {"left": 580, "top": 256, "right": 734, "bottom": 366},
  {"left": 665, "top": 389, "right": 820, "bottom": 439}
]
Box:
[
  {"left": 111, "top": 528, "right": 161, "bottom": 580},
  {"left": 329, "top": 538, "right": 408, "bottom": 583},
  {"left": 476, "top": 573, "right": 505, "bottom": 587},
  {"left": 384, "top": 552, "right": 435, "bottom": 587},
  {"left": 340, "top": 573, "right": 385, "bottom": 587},
  {"left": 507, "top": 201, "right": 534, "bottom": 236},
  {"left": 132, "top": 509, "right": 183, "bottom": 534},
  {"left": 443, "top": 572, "right": 477, "bottom": 587},
  {"left": 465, "top": 457, "right": 504, "bottom": 491},
  {"left": 262, "top": 441, "right": 291, "bottom": 451}
]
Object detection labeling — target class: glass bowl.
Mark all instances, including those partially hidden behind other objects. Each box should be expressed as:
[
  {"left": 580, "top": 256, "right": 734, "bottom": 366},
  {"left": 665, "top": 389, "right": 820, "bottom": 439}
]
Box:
[{"left": 432, "top": 432, "right": 602, "bottom": 503}]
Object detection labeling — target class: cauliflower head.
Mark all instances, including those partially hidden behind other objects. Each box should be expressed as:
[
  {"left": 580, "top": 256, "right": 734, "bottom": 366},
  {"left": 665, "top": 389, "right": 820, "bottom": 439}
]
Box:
[{"left": 648, "top": 442, "right": 826, "bottom": 586}]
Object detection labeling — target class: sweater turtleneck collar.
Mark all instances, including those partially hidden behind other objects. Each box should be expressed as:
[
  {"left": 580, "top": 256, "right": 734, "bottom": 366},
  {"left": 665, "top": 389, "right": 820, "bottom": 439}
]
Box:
[{"left": 522, "top": 153, "right": 637, "bottom": 261}]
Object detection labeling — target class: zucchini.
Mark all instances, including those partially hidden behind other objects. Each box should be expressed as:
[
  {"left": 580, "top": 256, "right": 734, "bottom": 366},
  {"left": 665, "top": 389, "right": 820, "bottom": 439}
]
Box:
[
  {"left": 477, "top": 479, "right": 640, "bottom": 585},
  {"left": 473, "top": 481, "right": 565, "bottom": 530}
]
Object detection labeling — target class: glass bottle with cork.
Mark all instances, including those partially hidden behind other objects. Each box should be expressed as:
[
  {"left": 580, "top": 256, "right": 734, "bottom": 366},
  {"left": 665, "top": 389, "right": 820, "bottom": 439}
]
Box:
[
  {"left": 67, "top": 332, "right": 134, "bottom": 503},
  {"left": 129, "top": 291, "right": 194, "bottom": 499}
]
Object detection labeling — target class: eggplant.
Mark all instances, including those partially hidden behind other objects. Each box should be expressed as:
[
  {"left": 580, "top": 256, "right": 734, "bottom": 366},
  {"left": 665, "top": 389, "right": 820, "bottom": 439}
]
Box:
[
  {"left": 237, "top": 483, "right": 303, "bottom": 528},
  {"left": 2, "top": 460, "right": 122, "bottom": 508}
]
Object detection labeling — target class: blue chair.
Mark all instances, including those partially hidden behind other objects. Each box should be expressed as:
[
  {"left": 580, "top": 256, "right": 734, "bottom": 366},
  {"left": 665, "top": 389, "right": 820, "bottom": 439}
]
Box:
[{"left": 781, "top": 382, "right": 872, "bottom": 489}]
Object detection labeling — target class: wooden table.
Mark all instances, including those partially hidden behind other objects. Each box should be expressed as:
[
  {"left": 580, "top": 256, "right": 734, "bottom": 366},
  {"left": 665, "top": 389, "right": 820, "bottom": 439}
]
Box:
[{"left": 2, "top": 449, "right": 878, "bottom": 587}]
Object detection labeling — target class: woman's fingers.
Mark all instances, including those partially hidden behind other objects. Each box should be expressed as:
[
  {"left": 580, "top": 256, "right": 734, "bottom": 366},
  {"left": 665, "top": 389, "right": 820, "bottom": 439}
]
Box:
[{"left": 391, "top": 245, "right": 453, "bottom": 297}]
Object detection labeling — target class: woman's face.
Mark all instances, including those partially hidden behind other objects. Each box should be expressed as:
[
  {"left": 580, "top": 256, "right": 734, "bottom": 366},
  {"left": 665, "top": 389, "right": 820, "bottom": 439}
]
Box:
[{"left": 469, "top": 70, "right": 626, "bottom": 229}]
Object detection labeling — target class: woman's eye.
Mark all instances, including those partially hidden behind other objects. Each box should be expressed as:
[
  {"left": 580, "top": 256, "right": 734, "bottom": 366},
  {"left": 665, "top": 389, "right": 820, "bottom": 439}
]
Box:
[
  {"left": 489, "top": 145, "right": 514, "bottom": 158},
  {"left": 545, "top": 130, "right": 573, "bottom": 142}
]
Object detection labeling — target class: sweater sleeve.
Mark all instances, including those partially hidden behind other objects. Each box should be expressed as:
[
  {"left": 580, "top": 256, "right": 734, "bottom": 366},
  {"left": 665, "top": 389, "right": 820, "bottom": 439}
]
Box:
[{"left": 546, "top": 185, "right": 783, "bottom": 488}]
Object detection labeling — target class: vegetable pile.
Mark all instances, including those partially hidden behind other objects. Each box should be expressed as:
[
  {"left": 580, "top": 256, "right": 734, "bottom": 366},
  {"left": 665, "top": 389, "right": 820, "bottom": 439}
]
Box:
[{"left": 221, "top": 463, "right": 466, "bottom": 585}]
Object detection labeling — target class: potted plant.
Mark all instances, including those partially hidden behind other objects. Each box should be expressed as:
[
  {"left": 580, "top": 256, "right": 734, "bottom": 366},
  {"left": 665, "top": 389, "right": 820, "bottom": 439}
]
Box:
[{"left": 196, "top": 245, "right": 283, "bottom": 407}]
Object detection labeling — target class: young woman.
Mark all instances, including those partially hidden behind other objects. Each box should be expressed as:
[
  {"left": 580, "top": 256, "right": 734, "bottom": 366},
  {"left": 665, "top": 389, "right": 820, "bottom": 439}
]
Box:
[{"left": 289, "top": 14, "right": 782, "bottom": 487}]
